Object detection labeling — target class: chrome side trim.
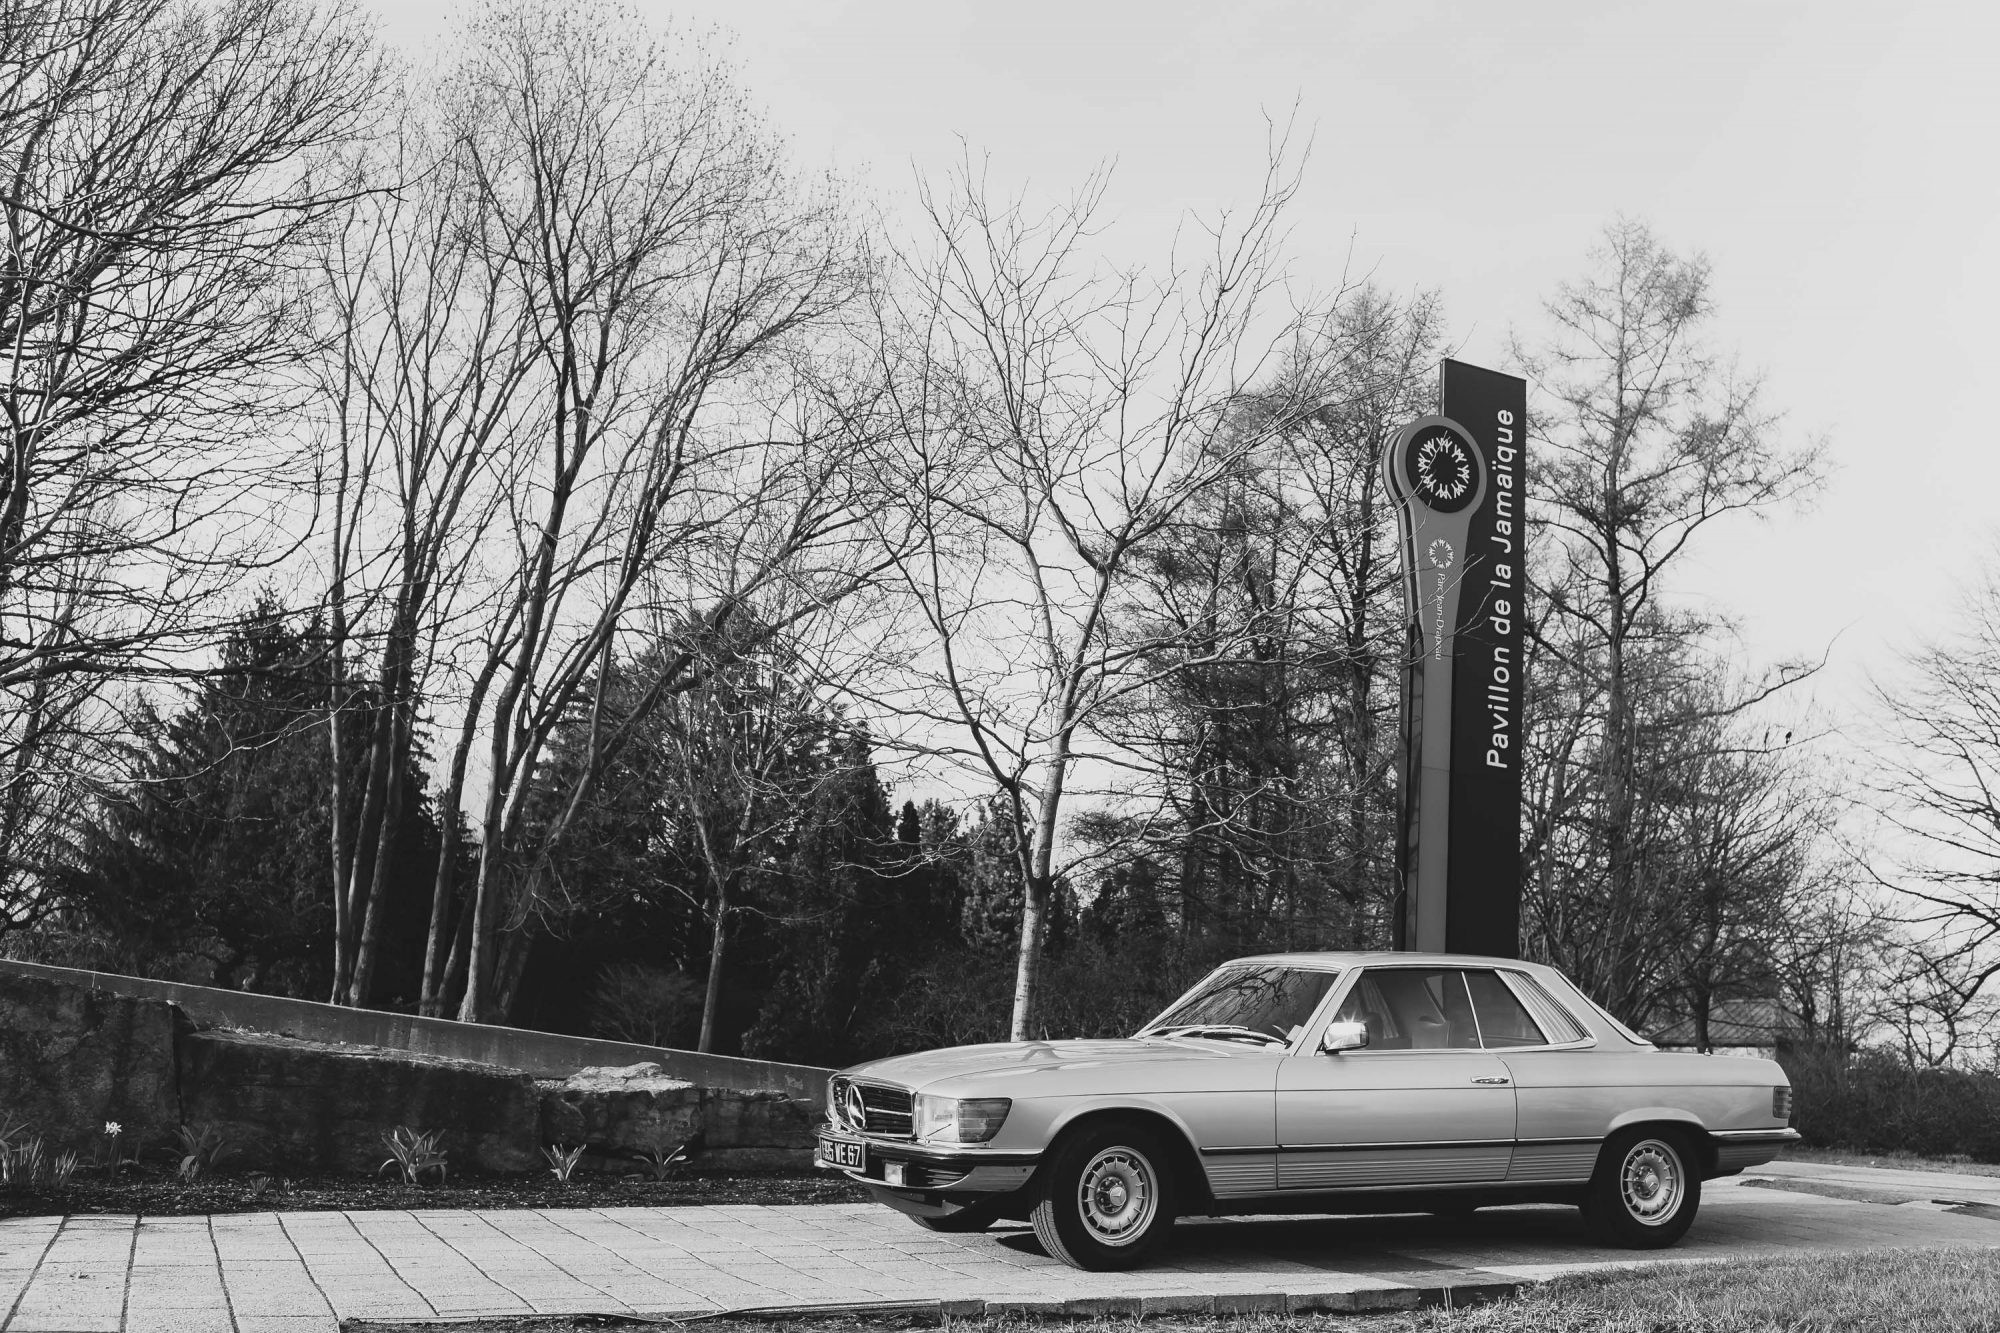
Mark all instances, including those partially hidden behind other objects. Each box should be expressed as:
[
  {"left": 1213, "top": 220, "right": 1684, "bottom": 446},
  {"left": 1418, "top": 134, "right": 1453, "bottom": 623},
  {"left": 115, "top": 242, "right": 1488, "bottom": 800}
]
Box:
[
  {"left": 1710, "top": 1128, "right": 1801, "bottom": 1143},
  {"left": 1280, "top": 1137, "right": 1514, "bottom": 1153},
  {"left": 1206, "top": 1135, "right": 1602, "bottom": 1156}
]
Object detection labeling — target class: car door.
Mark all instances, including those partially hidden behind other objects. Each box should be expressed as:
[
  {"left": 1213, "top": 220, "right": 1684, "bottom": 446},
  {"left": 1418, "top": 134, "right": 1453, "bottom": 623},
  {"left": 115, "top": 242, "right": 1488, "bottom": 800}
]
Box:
[
  {"left": 1484, "top": 967, "right": 1643, "bottom": 1185},
  {"left": 1276, "top": 967, "right": 1516, "bottom": 1190}
]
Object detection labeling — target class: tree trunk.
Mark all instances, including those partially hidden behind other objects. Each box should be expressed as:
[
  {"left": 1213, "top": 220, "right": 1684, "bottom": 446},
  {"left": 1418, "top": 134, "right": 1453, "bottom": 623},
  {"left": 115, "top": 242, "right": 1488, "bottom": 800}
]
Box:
[
  {"left": 699, "top": 886, "right": 728, "bottom": 1053},
  {"left": 347, "top": 729, "right": 406, "bottom": 1008},
  {"left": 325, "top": 704, "right": 354, "bottom": 1003},
  {"left": 1009, "top": 770, "right": 1067, "bottom": 1041},
  {"left": 1009, "top": 876, "right": 1047, "bottom": 1042}
]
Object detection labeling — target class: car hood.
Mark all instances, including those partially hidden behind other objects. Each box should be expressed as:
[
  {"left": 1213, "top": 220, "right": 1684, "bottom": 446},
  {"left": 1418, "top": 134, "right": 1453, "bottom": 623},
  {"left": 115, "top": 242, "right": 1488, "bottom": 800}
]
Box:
[{"left": 846, "top": 1037, "right": 1269, "bottom": 1092}]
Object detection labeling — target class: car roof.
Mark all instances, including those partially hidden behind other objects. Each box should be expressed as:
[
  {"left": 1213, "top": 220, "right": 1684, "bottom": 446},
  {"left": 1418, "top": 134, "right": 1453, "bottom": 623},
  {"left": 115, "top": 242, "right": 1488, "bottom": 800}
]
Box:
[{"left": 1221, "top": 951, "right": 1552, "bottom": 969}]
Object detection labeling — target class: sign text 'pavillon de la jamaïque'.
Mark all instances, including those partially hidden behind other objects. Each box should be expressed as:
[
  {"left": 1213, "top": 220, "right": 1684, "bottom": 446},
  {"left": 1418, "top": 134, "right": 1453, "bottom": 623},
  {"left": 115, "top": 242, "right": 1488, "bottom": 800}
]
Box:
[{"left": 1382, "top": 360, "right": 1526, "bottom": 957}]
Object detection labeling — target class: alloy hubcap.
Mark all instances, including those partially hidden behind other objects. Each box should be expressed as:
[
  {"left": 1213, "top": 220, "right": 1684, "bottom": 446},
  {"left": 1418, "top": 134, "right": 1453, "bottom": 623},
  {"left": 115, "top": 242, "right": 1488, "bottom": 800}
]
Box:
[
  {"left": 1078, "top": 1147, "right": 1156, "bottom": 1245},
  {"left": 1620, "top": 1141, "right": 1682, "bottom": 1224}
]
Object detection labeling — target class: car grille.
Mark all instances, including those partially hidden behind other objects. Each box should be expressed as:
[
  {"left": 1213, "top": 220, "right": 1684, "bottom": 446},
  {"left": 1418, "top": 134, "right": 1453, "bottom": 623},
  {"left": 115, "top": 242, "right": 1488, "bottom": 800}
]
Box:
[{"left": 832, "top": 1077, "right": 914, "bottom": 1138}]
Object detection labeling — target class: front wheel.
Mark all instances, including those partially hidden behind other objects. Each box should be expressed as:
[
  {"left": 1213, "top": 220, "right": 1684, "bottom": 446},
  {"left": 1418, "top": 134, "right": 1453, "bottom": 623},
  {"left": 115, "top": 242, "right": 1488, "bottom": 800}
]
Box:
[
  {"left": 1030, "top": 1121, "right": 1176, "bottom": 1270},
  {"left": 1584, "top": 1127, "right": 1701, "bottom": 1248}
]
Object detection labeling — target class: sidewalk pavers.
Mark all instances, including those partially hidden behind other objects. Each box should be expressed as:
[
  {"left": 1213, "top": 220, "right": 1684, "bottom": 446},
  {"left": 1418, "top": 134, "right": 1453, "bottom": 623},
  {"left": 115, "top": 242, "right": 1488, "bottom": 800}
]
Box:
[{"left": 4, "top": 1166, "right": 1999, "bottom": 1332}]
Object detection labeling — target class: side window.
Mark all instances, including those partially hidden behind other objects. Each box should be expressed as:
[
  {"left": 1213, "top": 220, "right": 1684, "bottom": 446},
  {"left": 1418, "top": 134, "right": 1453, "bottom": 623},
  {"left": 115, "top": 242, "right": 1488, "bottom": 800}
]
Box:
[
  {"left": 1332, "top": 969, "right": 1483, "bottom": 1049},
  {"left": 1464, "top": 970, "right": 1549, "bottom": 1048}
]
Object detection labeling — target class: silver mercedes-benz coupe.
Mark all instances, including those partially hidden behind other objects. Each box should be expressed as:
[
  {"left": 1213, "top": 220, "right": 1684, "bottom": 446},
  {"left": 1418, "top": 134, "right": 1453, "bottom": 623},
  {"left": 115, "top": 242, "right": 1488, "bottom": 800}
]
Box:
[{"left": 815, "top": 951, "right": 1799, "bottom": 1270}]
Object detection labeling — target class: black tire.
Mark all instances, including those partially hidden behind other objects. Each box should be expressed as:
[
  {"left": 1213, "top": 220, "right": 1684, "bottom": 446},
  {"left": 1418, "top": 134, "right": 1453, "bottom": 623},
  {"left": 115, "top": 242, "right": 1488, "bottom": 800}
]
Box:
[
  {"left": 1029, "top": 1121, "right": 1176, "bottom": 1270},
  {"left": 1584, "top": 1127, "right": 1701, "bottom": 1248},
  {"left": 912, "top": 1201, "right": 1002, "bottom": 1233}
]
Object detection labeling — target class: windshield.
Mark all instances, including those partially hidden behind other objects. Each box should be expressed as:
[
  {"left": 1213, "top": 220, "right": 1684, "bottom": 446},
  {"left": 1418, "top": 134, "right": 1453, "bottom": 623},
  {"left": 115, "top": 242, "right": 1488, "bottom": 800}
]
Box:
[{"left": 1138, "top": 964, "right": 1342, "bottom": 1047}]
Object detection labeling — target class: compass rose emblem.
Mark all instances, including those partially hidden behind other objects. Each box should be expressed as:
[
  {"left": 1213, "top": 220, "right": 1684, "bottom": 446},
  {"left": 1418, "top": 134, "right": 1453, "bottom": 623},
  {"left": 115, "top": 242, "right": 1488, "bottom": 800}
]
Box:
[
  {"left": 1415, "top": 434, "right": 1472, "bottom": 503},
  {"left": 1400, "top": 423, "right": 1480, "bottom": 514}
]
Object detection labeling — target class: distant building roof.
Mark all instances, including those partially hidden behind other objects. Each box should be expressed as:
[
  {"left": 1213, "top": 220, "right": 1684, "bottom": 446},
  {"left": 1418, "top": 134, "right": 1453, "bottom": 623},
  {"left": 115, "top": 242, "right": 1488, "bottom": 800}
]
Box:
[{"left": 1649, "top": 998, "right": 1797, "bottom": 1048}]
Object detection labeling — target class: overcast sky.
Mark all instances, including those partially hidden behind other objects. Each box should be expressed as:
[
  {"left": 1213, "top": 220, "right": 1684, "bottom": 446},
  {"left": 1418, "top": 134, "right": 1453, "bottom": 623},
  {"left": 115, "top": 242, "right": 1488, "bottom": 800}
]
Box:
[{"left": 367, "top": 0, "right": 2000, "bottom": 731}]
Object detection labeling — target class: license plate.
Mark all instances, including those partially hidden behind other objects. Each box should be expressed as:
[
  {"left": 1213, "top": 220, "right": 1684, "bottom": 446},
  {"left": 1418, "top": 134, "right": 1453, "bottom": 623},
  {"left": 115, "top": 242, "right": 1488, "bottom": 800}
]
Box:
[{"left": 819, "top": 1133, "right": 865, "bottom": 1170}]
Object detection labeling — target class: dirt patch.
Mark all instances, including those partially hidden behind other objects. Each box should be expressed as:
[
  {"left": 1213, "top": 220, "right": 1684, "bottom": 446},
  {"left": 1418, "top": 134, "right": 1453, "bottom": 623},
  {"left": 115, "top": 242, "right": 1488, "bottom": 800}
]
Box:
[{"left": 0, "top": 1165, "right": 867, "bottom": 1219}]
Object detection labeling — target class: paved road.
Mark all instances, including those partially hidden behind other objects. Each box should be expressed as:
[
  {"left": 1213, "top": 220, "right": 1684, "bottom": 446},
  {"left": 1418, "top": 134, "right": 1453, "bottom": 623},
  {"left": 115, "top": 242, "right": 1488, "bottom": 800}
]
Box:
[{"left": 4, "top": 1164, "right": 2000, "bottom": 1332}]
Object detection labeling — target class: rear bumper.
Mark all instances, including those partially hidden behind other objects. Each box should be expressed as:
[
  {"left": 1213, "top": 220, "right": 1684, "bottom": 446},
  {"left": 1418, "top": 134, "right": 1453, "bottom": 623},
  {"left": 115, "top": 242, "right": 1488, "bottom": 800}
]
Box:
[{"left": 1711, "top": 1126, "right": 1801, "bottom": 1175}]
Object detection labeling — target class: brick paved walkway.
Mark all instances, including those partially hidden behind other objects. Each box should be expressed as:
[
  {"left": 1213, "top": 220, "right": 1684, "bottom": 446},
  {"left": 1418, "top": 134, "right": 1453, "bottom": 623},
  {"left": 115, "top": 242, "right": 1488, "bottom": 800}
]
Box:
[{"left": 4, "top": 1167, "right": 1999, "bottom": 1332}]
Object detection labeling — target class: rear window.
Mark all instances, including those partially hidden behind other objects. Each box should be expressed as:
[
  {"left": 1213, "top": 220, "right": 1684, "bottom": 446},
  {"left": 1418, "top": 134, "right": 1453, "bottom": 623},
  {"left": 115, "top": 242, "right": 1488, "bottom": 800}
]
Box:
[{"left": 1499, "top": 971, "right": 1589, "bottom": 1045}]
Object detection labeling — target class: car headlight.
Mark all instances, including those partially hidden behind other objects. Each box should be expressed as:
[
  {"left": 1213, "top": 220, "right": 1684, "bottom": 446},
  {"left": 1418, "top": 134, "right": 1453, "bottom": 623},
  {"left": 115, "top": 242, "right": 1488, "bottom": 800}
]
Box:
[{"left": 914, "top": 1094, "right": 1012, "bottom": 1143}]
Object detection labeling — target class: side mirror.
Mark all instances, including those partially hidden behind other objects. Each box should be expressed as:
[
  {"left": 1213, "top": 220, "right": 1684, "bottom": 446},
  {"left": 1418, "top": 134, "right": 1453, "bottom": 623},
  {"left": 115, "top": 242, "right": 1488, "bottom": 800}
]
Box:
[{"left": 1320, "top": 1020, "right": 1369, "bottom": 1054}]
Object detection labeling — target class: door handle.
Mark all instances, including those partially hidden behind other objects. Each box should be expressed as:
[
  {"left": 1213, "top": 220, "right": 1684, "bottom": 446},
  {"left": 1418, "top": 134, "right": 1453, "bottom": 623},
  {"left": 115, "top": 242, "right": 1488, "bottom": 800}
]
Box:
[{"left": 1473, "top": 1076, "right": 1510, "bottom": 1085}]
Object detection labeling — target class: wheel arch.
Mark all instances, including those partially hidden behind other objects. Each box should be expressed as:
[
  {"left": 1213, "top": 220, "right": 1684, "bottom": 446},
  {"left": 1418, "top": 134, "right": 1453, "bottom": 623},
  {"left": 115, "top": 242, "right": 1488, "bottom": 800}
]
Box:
[
  {"left": 1601, "top": 1112, "right": 1718, "bottom": 1179},
  {"left": 1039, "top": 1104, "right": 1214, "bottom": 1212}
]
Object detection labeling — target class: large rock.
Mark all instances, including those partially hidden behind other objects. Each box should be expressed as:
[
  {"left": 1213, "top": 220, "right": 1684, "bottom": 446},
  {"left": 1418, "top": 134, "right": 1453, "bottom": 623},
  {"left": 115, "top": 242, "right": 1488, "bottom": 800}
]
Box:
[
  {"left": 0, "top": 970, "right": 182, "bottom": 1151},
  {"left": 539, "top": 1062, "right": 703, "bottom": 1157},
  {"left": 540, "top": 1062, "right": 817, "bottom": 1170},
  {"left": 700, "top": 1087, "right": 821, "bottom": 1170},
  {"left": 180, "top": 1030, "right": 540, "bottom": 1174}
]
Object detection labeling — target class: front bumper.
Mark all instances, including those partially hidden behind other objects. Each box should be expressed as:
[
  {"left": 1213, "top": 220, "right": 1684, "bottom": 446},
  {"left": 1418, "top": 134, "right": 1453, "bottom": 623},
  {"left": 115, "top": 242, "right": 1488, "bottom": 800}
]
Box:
[{"left": 814, "top": 1127, "right": 1039, "bottom": 1197}]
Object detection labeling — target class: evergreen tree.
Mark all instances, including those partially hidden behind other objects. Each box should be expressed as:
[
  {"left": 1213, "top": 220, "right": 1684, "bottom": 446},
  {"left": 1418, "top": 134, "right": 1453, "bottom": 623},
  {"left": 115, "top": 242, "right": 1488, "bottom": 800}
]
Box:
[{"left": 49, "top": 601, "right": 444, "bottom": 999}]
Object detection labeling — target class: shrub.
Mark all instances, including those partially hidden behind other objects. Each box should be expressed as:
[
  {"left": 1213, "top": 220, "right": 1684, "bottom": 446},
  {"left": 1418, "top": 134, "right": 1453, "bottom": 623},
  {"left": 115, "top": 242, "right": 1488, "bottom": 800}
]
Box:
[
  {"left": 1781, "top": 1044, "right": 2000, "bottom": 1163},
  {"left": 588, "top": 964, "right": 704, "bottom": 1049},
  {"left": 848, "top": 940, "right": 1221, "bottom": 1056}
]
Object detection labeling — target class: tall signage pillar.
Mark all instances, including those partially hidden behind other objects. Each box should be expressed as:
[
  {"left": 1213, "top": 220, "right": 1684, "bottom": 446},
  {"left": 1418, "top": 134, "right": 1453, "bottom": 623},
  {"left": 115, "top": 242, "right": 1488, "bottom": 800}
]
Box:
[{"left": 1383, "top": 360, "right": 1526, "bottom": 957}]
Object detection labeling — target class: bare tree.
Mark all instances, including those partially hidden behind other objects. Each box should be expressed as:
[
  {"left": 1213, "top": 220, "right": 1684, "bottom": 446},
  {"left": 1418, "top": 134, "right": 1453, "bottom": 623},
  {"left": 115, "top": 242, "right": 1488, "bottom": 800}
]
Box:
[
  {"left": 1513, "top": 218, "right": 1823, "bottom": 1020},
  {"left": 876, "top": 138, "right": 1321, "bottom": 1040},
  {"left": 1867, "top": 560, "right": 2000, "bottom": 1057},
  {"left": 0, "top": 0, "right": 377, "bottom": 933},
  {"left": 382, "top": 0, "right": 883, "bottom": 1023},
  {"left": 1093, "top": 287, "right": 1444, "bottom": 952},
  {"left": 651, "top": 621, "right": 850, "bottom": 1052},
  {"left": 311, "top": 103, "right": 540, "bottom": 1007},
  {"left": 1653, "top": 709, "right": 1828, "bottom": 1046}
]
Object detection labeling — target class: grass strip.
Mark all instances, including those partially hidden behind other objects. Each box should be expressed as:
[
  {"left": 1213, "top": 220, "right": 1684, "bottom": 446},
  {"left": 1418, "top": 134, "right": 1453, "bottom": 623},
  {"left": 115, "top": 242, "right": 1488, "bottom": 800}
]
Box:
[{"left": 346, "top": 1245, "right": 2000, "bottom": 1333}]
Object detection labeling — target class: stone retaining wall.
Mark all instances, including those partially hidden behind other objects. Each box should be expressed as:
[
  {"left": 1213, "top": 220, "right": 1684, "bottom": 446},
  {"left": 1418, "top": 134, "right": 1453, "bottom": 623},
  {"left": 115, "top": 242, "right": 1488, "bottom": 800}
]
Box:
[
  {"left": 0, "top": 961, "right": 825, "bottom": 1173},
  {"left": 180, "top": 1031, "right": 544, "bottom": 1175},
  {"left": 0, "top": 958, "right": 829, "bottom": 1103},
  {"left": 0, "top": 970, "right": 184, "bottom": 1146}
]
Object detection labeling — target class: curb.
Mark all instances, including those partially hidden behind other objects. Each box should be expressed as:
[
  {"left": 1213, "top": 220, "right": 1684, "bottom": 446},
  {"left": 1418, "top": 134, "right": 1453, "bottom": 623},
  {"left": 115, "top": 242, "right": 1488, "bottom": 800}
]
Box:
[{"left": 341, "top": 1278, "right": 1532, "bottom": 1329}]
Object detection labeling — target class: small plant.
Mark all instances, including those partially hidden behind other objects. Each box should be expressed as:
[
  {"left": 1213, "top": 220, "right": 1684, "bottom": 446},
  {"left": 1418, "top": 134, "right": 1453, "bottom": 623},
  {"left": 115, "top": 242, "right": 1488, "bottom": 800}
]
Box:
[
  {"left": 175, "top": 1123, "right": 234, "bottom": 1185},
  {"left": 245, "top": 1172, "right": 285, "bottom": 1199},
  {"left": 48, "top": 1150, "right": 80, "bottom": 1188},
  {"left": 0, "top": 1133, "right": 46, "bottom": 1188},
  {"left": 631, "top": 1139, "right": 692, "bottom": 1181},
  {"left": 543, "top": 1143, "right": 587, "bottom": 1182},
  {"left": 378, "top": 1126, "right": 448, "bottom": 1186},
  {"left": 98, "top": 1121, "right": 136, "bottom": 1179}
]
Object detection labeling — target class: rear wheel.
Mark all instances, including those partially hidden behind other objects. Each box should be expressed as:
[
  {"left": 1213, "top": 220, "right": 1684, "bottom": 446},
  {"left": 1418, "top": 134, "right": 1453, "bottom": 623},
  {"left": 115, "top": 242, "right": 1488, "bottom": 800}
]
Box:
[
  {"left": 1030, "top": 1121, "right": 1176, "bottom": 1270},
  {"left": 1584, "top": 1127, "right": 1701, "bottom": 1248}
]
